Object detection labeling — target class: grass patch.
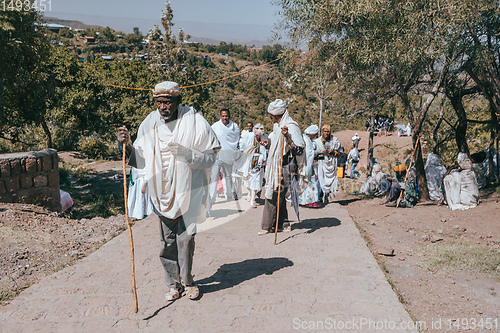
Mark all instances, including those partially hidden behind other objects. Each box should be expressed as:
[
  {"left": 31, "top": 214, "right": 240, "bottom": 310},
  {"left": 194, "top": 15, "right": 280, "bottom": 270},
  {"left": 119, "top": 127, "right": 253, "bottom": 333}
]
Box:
[
  {"left": 59, "top": 162, "right": 124, "bottom": 220},
  {"left": 423, "top": 243, "right": 500, "bottom": 280}
]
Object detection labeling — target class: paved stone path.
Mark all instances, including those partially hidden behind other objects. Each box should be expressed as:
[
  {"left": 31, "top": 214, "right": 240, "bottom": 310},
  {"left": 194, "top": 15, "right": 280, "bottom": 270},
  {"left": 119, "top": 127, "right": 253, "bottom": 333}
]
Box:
[{"left": 0, "top": 196, "right": 417, "bottom": 332}]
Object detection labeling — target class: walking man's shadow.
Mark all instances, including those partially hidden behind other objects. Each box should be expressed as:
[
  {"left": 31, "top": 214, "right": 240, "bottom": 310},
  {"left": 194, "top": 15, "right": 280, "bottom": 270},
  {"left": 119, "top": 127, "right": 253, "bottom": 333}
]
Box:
[
  {"left": 197, "top": 257, "right": 294, "bottom": 294},
  {"left": 276, "top": 217, "right": 341, "bottom": 244}
]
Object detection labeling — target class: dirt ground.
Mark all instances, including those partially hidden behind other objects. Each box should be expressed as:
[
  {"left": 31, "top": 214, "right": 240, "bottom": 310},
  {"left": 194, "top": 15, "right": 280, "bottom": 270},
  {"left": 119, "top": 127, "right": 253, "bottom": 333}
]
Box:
[
  {"left": 340, "top": 189, "right": 500, "bottom": 331},
  {"left": 1, "top": 133, "right": 499, "bottom": 332},
  {"left": 335, "top": 130, "right": 500, "bottom": 331},
  {"left": 0, "top": 152, "right": 129, "bottom": 303}
]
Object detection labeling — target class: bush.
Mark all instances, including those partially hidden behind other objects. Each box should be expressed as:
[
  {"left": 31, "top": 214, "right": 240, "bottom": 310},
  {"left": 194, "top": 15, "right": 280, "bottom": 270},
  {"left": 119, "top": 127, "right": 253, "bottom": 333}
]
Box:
[{"left": 78, "top": 136, "right": 109, "bottom": 159}]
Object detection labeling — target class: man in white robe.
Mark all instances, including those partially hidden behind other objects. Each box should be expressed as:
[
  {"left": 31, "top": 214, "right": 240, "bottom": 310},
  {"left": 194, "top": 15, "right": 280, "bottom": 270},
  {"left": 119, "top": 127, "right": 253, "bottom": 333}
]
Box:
[
  {"left": 117, "top": 81, "right": 220, "bottom": 302},
  {"left": 258, "top": 99, "right": 305, "bottom": 235},
  {"left": 314, "top": 124, "right": 342, "bottom": 204},
  {"left": 239, "top": 121, "right": 254, "bottom": 148},
  {"left": 299, "top": 125, "right": 321, "bottom": 207},
  {"left": 207, "top": 109, "right": 241, "bottom": 216}
]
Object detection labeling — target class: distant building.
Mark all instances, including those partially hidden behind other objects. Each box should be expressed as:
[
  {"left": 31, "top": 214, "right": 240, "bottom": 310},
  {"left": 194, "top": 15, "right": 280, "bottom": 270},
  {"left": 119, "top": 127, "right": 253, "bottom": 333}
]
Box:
[{"left": 84, "top": 36, "right": 95, "bottom": 45}]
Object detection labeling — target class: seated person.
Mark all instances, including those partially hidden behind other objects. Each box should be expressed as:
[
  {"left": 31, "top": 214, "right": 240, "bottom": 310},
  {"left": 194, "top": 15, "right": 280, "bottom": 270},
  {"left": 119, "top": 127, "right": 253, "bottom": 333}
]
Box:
[
  {"left": 381, "top": 162, "right": 418, "bottom": 207},
  {"left": 442, "top": 153, "right": 480, "bottom": 210},
  {"left": 359, "top": 164, "right": 387, "bottom": 196}
]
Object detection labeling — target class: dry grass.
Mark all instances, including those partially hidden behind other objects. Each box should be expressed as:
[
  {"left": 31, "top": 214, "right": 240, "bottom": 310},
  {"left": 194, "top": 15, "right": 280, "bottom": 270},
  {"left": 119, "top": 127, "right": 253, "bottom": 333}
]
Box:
[{"left": 423, "top": 243, "right": 500, "bottom": 280}]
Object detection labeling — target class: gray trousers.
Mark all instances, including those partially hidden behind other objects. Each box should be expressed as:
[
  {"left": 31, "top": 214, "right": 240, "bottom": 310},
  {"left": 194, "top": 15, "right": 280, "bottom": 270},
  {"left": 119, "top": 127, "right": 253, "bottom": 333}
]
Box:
[
  {"left": 157, "top": 213, "right": 195, "bottom": 289},
  {"left": 261, "top": 186, "right": 289, "bottom": 231},
  {"left": 207, "top": 159, "right": 234, "bottom": 215}
]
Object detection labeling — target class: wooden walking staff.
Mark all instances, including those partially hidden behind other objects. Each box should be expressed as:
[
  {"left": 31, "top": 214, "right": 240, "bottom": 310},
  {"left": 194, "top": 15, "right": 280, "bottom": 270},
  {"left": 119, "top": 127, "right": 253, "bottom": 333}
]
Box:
[
  {"left": 122, "top": 147, "right": 139, "bottom": 313},
  {"left": 274, "top": 135, "right": 286, "bottom": 245},
  {"left": 396, "top": 135, "right": 420, "bottom": 208}
]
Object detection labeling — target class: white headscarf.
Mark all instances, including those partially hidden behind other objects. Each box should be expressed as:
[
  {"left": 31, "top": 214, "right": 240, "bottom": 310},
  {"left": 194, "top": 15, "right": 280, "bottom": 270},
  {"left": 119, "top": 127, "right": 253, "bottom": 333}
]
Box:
[
  {"left": 267, "top": 99, "right": 287, "bottom": 115},
  {"left": 304, "top": 125, "right": 319, "bottom": 135}
]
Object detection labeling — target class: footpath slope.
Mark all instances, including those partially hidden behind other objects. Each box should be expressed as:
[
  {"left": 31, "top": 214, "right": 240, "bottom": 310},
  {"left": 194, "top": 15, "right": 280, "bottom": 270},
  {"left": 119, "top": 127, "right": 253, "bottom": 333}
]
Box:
[{"left": 0, "top": 199, "right": 417, "bottom": 332}]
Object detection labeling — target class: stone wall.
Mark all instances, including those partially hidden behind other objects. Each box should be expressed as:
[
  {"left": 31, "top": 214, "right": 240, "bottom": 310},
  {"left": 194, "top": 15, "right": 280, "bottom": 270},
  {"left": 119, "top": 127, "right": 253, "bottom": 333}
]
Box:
[{"left": 0, "top": 149, "right": 60, "bottom": 211}]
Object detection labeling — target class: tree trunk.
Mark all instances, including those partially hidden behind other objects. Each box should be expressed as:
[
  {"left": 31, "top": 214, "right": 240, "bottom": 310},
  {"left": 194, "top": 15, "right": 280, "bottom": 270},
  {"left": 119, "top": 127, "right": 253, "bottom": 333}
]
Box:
[
  {"left": 488, "top": 105, "right": 499, "bottom": 181},
  {"left": 41, "top": 119, "right": 52, "bottom": 149},
  {"left": 447, "top": 93, "right": 470, "bottom": 155},
  {"left": 433, "top": 94, "right": 446, "bottom": 154},
  {"left": 318, "top": 97, "right": 323, "bottom": 130},
  {"left": 413, "top": 138, "right": 428, "bottom": 200},
  {"left": 367, "top": 113, "right": 375, "bottom": 176}
]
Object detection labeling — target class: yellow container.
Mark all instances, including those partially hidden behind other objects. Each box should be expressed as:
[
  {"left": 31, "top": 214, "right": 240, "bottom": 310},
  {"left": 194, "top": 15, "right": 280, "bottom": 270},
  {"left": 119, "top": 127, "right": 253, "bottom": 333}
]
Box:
[{"left": 337, "top": 166, "right": 344, "bottom": 178}]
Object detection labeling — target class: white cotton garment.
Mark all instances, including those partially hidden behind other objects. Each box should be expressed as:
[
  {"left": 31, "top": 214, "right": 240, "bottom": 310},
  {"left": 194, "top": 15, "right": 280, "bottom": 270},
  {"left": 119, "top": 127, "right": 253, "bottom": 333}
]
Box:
[
  {"left": 264, "top": 110, "right": 306, "bottom": 200},
  {"left": 133, "top": 107, "right": 220, "bottom": 227},
  {"left": 314, "top": 136, "right": 342, "bottom": 195},
  {"left": 212, "top": 119, "right": 240, "bottom": 151}
]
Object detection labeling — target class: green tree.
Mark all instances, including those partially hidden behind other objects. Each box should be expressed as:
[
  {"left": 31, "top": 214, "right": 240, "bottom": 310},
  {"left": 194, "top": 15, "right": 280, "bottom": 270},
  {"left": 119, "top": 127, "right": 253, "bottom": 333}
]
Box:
[
  {"left": 0, "top": 10, "right": 51, "bottom": 149},
  {"left": 146, "top": 2, "right": 213, "bottom": 117}
]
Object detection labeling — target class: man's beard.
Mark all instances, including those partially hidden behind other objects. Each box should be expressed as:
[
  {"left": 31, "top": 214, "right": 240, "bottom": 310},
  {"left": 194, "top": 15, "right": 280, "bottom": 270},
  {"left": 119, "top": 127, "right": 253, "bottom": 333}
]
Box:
[{"left": 159, "top": 108, "right": 173, "bottom": 121}]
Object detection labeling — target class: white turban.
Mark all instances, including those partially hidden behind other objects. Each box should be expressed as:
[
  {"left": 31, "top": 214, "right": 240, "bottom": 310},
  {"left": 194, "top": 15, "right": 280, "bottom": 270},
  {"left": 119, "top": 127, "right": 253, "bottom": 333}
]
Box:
[
  {"left": 267, "top": 99, "right": 286, "bottom": 115},
  {"left": 153, "top": 81, "right": 181, "bottom": 98},
  {"left": 304, "top": 125, "right": 319, "bottom": 135}
]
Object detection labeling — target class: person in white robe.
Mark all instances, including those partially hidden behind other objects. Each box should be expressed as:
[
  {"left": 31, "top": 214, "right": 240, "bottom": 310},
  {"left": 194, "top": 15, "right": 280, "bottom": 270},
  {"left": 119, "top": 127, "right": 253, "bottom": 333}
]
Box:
[
  {"left": 314, "top": 124, "right": 342, "bottom": 204},
  {"left": 239, "top": 121, "right": 254, "bottom": 148},
  {"left": 258, "top": 99, "right": 306, "bottom": 235},
  {"left": 424, "top": 153, "right": 447, "bottom": 201},
  {"left": 299, "top": 125, "right": 321, "bottom": 207},
  {"left": 442, "top": 153, "right": 479, "bottom": 210},
  {"left": 242, "top": 123, "right": 267, "bottom": 208},
  {"left": 351, "top": 132, "right": 360, "bottom": 148},
  {"left": 117, "top": 81, "right": 220, "bottom": 302},
  {"left": 207, "top": 109, "right": 241, "bottom": 216}
]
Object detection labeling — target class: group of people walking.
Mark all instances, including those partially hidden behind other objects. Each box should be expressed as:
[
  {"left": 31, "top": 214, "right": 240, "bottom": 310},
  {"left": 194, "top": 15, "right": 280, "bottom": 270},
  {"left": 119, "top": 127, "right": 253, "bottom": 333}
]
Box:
[{"left": 117, "top": 80, "right": 351, "bottom": 303}]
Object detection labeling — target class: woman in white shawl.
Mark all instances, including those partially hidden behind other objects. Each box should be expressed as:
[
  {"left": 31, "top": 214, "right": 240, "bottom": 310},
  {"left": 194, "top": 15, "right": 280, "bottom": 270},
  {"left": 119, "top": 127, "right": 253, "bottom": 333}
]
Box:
[
  {"left": 242, "top": 123, "right": 267, "bottom": 208},
  {"left": 314, "top": 124, "right": 342, "bottom": 204}
]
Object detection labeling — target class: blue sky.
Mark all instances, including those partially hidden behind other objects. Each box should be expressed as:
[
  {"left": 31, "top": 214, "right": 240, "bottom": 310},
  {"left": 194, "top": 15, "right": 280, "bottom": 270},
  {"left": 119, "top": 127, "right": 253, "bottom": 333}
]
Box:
[{"left": 45, "top": 0, "right": 283, "bottom": 44}]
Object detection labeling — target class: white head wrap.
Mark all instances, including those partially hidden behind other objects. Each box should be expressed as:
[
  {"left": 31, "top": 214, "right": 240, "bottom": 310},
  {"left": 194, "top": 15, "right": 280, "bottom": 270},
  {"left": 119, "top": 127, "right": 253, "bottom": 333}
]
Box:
[
  {"left": 304, "top": 125, "right": 319, "bottom": 135},
  {"left": 267, "top": 99, "right": 286, "bottom": 115},
  {"left": 153, "top": 81, "right": 181, "bottom": 98},
  {"left": 373, "top": 164, "right": 382, "bottom": 173}
]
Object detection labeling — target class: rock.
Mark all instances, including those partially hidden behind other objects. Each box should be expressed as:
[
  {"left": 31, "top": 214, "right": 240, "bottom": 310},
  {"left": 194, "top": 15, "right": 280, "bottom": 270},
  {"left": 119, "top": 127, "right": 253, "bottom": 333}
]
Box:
[
  {"left": 437, "top": 229, "right": 444, "bottom": 234},
  {"left": 421, "top": 235, "right": 431, "bottom": 242},
  {"left": 441, "top": 219, "right": 447, "bottom": 222},
  {"left": 454, "top": 225, "right": 460, "bottom": 229},
  {"left": 430, "top": 235, "right": 444, "bottom": 243},
  {"left": 377, "top": 248, "right": 395, "bottom": 256}
]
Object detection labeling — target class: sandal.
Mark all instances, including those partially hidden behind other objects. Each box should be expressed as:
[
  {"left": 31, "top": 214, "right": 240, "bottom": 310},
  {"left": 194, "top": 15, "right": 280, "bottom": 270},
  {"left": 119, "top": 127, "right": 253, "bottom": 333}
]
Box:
[
  {"left": 165, "top": 285, "right": 182, "bottom": 301},
  {"left": 184, "top": 284, "right": 200, "bottom": 300},
  {"left": 258, "top": 229, "right": 270, "bottom": 235}
]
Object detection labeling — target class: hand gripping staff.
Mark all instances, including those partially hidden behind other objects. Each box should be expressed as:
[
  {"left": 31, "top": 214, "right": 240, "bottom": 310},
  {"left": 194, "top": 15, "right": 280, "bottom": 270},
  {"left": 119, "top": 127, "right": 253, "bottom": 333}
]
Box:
[
  {"left": 122, "top": 148, "right": 139, "bottom": 313},
  {"left": 396, "top": 135, "right": 420, "bottom": 208},
  {"left": 274, "top": 135, "right": 285, "bottom": 245}
]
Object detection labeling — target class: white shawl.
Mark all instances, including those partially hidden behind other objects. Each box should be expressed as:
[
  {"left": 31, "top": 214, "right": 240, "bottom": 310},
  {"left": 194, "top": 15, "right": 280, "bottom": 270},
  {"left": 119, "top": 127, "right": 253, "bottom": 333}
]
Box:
[
  {"left": 212, "top": 119, "right": 240, "bottom": 151},
  {"left": 303, "top": 134, "right": 316, "bottom": 180},
  {"left": 314, "top": 136, "right": 341, "bottom": 194},
  {"left": 133, "top": 107, "right": 220, "bottom": 222},
  {"left": 264, "top": 110, "right": 306, "bottom": 199}
]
